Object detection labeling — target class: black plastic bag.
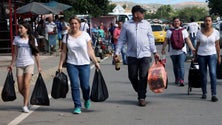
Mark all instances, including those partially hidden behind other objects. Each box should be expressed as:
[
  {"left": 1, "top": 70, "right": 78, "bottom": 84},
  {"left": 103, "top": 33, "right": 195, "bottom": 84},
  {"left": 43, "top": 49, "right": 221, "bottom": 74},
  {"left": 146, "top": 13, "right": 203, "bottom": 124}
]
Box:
[
  {"left": 90, "top": 69, "right": 109, "bottom": 102},
  {"left": 1, "top": 70, "right": 16, "bottom": 102},
  {"left": 30, "top": 73, "right": 50, "bottom": 106},
  {"left": 51, "top": 71, "right": 69, "bottom": 99}
]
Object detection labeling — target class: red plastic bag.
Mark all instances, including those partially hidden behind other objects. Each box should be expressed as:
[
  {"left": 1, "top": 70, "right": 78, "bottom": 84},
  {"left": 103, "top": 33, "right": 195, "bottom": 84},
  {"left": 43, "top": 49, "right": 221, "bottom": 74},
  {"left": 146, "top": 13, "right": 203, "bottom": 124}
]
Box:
[{"left": 148, "top": 61, "right": 167, "bottom": 93}]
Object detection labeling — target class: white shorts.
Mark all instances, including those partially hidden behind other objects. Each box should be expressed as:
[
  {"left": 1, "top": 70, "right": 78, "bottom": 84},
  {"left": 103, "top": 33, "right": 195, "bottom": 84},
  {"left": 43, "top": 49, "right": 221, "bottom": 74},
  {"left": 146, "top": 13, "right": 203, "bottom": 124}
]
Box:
[{"left": 16, "top": 64, "right": 34, "bottom": 76}]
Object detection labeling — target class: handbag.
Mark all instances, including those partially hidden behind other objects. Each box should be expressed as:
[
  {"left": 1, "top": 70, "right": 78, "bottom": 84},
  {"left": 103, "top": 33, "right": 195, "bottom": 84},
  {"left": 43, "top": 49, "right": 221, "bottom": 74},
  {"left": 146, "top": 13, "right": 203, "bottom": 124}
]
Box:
[
  {"left": 90, "top": 69, "right": 109, "bottom": 102},
  {"left": 1, "top": 70, "right": 16, "bottom": 102}
]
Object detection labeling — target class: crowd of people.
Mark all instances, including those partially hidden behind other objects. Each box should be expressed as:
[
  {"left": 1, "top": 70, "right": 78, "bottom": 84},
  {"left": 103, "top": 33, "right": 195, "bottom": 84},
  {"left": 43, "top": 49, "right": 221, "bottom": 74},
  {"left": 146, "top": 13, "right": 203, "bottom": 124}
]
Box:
[{"left": 7, "top": 5, "right": 221, "bottom": 115}]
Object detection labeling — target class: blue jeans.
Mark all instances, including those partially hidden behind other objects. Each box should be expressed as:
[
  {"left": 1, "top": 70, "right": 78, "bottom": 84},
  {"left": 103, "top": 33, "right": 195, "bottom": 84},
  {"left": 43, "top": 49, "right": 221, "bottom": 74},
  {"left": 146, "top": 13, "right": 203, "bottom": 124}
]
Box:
[
  {"left": 66, "top": 63, "right": 90, "bottom": 108},
  {"left": 197, "top": 54, "right": 217, "bottom": 96},
  {"left": 127, "top": 57, "right": 151, "bottom": 99},
  {"left": 170, "top": 53, "right": 186, "bottom": 83}
]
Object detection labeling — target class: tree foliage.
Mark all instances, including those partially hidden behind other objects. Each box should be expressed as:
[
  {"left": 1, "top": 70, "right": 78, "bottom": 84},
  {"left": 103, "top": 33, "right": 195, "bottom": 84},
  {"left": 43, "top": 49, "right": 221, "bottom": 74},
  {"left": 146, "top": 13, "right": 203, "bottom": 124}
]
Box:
[
  {"left": 207, "top": 0, "right": 222, "bottom": 16},
  {"left": 58, "top": 0, "right": 113, "bottom": 17},
  {"left": 155, "top": 5, "right": 174, "bottom": 20},
  {"left": 34, "top": 0, "right": 114, "bottom": 17},
  {"left": 145, "top": 5, "right": 208, "bottom": 23},
  {"left": 175, "top": 7, "right": 208, "bottom": 22}
]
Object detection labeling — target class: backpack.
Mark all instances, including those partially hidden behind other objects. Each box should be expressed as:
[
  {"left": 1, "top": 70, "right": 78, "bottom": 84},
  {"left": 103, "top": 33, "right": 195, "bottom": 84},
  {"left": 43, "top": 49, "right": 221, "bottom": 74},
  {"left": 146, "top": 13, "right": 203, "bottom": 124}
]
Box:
[{"left": 170, "top": 28, "right": 184, "bottom": 50}]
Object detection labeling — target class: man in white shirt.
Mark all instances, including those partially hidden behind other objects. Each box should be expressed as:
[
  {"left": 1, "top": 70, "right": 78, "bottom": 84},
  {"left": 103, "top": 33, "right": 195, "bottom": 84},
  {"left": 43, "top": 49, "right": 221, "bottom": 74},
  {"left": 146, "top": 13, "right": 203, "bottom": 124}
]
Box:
[
  {"left": 187, "top": 17, "right": 200, "bottom": 57},
  {"left": 45, "top": 16, "right": 57, "bottom": 53},
  {"left": 80, "top": 19, "right": 89, "bottom": 33},
  {"left": 114, "top": 5, "right": 159, "bottom": 106},
  {"left": 60, "top": 17, "right": 69, "bottom": 50}
]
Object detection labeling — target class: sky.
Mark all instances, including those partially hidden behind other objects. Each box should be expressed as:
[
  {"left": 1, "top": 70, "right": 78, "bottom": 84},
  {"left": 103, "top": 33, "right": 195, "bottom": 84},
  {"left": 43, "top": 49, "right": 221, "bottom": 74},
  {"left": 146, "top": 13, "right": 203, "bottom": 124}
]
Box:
[{"left": 111, "top": 0, "right": 206, "bottom": 4}]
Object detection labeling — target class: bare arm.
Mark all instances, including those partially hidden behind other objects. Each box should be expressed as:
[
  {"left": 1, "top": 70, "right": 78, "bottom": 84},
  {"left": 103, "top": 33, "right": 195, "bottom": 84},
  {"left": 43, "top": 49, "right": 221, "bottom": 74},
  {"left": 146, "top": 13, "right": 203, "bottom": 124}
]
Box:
[
  {"left": 34, "top": 53, "right": 42, "bottom": 72},
  {"left": 8, "top": 45, "right": 17, "bottom": 70},
  {"left": 161, "top": 37, "right": 168, "bottom": 55},
  {"left": 185, "top": 37, "right": 195, "bottom": 54},
  {"left": 194, "top": 41, "right": 200, "bottom": 61},
  {"left": 87, "top": 40, "right": 100, "bottom": 69},
  {"left": 215, "top": 40, "right": 221, "bottom": 64},
  {"left": 58, "top": 42, "right": 67, "bottom": 71}
]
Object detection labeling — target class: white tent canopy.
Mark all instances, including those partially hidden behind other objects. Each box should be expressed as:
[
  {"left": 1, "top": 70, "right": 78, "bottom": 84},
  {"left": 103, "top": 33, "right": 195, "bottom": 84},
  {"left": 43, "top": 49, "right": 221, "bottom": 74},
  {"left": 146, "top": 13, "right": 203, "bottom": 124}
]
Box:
[{"left": 112, "top": 4, "right": 125, "bottom": 14}]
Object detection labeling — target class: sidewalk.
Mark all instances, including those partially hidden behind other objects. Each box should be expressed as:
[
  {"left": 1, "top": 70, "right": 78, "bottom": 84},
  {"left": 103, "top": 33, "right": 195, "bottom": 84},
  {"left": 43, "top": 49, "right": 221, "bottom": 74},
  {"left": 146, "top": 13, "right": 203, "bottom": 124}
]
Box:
[{"left": 0, "top": 54, "right": 60, "bottom": 94}]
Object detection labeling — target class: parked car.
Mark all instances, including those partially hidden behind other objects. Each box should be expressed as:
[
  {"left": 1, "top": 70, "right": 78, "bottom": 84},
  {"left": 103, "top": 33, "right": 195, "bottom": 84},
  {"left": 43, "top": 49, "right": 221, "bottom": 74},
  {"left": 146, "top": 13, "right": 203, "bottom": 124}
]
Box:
[{"left": 151, "top": 24, "right": 166, "bottom": 44}]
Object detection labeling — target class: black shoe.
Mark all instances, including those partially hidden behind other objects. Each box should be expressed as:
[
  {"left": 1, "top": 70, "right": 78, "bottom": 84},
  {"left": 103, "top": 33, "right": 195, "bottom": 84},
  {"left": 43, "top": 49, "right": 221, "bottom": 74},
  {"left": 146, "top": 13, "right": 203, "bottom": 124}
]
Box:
[
  {"left": 138, "top": 99, "right": 146, "bottom": 107},
  {"left": 201, "top": 94, "right": 207, "bottom": 99},
  {"left": 175, "top": 81, "right": 179, "bottom": 85},
  {"left": 211, "top": 96, "right": 218, "bottom": 102}
]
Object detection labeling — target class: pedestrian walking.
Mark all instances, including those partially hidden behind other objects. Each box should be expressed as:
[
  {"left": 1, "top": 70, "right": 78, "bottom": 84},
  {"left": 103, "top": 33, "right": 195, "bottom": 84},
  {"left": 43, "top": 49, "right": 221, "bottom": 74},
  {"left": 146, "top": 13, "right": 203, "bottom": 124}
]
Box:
[
  {"left": 60, "top": 17, "right": 70, "bottom": 51},
  {"left": 195, "top": 16, "right": 221, "bottom": 102},
  {"left": 187, "top": 17, "right": 200, "bottom": 58},
  {"left": 114, "top": 5, "right": 159, "bottom": 106},
  {"left": 36, "top": 19, "right": 47, "bottom": 52},
  {"left": 80, "top": 18, "right": 89, "bottom": 33},
  {"left": 161, "top": 17, "right": 195, "bottom": 87},
  {"left": 8, "top": 21, "right": 41, "bottom": 113},
  {"left": 55, "top": 15, "right": 63, "bottom": 52},
  {"left": 45, "top": 16, "right": 57, "bottom": 53},
  {"left": 113, "top": 21, "right": 127, "bottom": 65},
  {"left": 58, "top": 16, "right": 100, "bottom": 114}
]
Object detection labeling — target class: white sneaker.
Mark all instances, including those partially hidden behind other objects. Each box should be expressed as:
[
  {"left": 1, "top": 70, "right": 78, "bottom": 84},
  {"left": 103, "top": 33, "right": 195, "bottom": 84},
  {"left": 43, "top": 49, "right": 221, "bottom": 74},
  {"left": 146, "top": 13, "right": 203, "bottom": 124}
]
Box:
[{"left": 22, "top": 106, "right": 30, "bottom": 113}]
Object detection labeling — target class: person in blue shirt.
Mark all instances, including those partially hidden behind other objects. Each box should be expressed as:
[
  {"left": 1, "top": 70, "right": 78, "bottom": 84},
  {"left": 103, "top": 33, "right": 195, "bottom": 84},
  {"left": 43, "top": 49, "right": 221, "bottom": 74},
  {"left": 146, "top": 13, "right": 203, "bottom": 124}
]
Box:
[
  {"left": 114, "top": 5, "right": 159, "bottom": 106},
  {"left": 91, "top": 24, "right": 98, "bottom": 46},
  {"left": 55, "top": 15, "right": 63, "bottom": 51}
]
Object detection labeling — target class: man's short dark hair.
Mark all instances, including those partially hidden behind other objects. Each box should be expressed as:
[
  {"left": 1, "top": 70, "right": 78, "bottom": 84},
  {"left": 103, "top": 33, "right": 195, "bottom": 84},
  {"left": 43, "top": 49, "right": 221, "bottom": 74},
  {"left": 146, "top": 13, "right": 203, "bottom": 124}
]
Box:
[
  {"left": 190, "top": 17, "right": 195, "bottom": 22},
  {"left": 131, "top": 5, "right": 146, "bottom": 14}
]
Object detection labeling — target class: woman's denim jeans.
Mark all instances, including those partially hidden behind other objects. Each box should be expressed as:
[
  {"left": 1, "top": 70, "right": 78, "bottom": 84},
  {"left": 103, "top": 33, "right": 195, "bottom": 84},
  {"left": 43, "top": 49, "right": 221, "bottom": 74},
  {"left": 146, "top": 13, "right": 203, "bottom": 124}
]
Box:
[
  {"left": 67, "top": 63, "right": 90, "bottom": 108},
  {"left": 198, "top": 54, "right": 217, "bottom": 96},
  {"left": 170, "top": 52, "right": 186, "bottom": 83},
  {"left": 127, "top": 57, "right": 151, "bottom": 100}
]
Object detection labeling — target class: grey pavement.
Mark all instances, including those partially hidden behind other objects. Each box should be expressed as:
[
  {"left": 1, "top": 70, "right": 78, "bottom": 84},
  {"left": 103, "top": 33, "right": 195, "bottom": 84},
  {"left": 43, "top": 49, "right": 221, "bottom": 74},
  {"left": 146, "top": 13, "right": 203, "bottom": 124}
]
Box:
[
  {"left": 0, "top": 53, "right": 60, "bottom": 93},
  {"left": 0, "top": 46, "right": 222, "bottom": 125}
]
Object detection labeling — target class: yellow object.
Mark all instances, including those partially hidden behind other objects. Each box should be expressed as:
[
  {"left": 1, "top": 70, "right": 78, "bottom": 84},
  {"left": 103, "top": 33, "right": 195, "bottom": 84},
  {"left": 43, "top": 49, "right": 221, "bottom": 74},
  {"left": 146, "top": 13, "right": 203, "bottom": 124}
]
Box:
[{"left": 151, "top": 24, "right": 166, "bottom": 43}]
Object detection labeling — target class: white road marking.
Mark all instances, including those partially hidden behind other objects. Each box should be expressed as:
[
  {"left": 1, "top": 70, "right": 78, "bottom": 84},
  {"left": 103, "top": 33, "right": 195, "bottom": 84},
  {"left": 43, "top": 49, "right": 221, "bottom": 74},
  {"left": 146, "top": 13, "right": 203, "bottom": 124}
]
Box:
[
  {"left": 8, "top": 105, "right": 40, "bottom": 125},
  {"left": 7, "top": 57, "right": 108, "bottom": 125}
]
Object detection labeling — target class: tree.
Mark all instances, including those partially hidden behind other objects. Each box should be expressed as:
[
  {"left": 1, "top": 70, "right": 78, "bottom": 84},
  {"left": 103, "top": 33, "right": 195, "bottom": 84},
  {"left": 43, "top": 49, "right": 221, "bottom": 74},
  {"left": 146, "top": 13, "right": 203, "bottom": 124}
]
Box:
[
  {"left": 108, "top": 3, "right": 117, "bottom": 13},
  {"left": 155, "top": 5, "right": 174, "bottom": 20},
  {"left": 206, "top": 0, "right": 222, "bottom": 16},
  {"left": 56, "top": 0, "right": 111, "bottom": 17},
  {"left": 175, "top": 7, "right": 208, "bottom": 22},
  {"left": 122, "top": 4, "right": 127, "bottom": 9}
]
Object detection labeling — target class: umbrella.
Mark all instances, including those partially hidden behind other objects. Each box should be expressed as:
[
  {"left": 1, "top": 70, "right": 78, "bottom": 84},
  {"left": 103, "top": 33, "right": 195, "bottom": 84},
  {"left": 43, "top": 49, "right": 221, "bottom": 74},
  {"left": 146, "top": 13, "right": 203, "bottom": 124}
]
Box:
[
  {"left": 16, "top": 2, "right": 60, "bottom": 15},
  {"left": 44, "top": 1, "right": 72, "bottom": 12}
]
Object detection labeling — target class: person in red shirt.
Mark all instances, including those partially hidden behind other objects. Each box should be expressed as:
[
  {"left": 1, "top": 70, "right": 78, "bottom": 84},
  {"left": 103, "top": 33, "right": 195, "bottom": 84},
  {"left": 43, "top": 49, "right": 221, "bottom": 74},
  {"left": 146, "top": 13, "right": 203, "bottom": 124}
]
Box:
[{"left": 113, "top": 21, "right": 127, "bottom": 64}]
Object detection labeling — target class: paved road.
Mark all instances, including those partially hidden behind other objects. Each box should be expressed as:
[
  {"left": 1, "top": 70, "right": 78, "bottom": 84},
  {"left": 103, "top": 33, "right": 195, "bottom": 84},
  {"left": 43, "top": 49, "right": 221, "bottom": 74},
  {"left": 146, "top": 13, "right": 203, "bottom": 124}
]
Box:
[{"left": 0, "top": 46, "right": 222, "bottom": 125}]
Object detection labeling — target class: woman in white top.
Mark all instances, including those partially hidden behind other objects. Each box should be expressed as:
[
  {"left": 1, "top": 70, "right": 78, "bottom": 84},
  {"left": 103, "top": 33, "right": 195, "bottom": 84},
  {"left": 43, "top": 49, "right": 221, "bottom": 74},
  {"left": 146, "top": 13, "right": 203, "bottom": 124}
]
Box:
[
  {"left": 58, "top": 16, "right": 100, "bottom": 114},
  {"left": 8, "top": 21, "right": 41, "bottom": 113},
  {"left": 195, "top": 16, "right": 221, "bottom": 102},
  {"left": 161, "top": 17, "right": 195, "bottom": 86}
]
